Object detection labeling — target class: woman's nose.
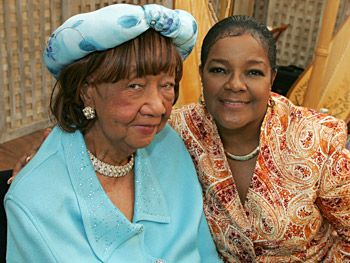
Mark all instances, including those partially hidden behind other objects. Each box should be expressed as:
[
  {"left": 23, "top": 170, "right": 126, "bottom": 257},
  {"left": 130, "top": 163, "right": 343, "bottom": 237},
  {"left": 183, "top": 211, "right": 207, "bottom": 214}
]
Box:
[
  {"left": 141, "top": 87, "right": 166, "bottom": 117},
  {"left": 225, "top": 73, "right": 246, "bottom": 91}
]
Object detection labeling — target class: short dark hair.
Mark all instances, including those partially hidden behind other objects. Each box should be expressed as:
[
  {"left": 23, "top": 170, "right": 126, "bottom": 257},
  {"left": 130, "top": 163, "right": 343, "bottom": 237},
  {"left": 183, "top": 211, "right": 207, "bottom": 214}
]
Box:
[
  {"left": 50, "top": 29, "right": 183, "bottom": 132},
  {"left": 201, "top": 15, "right": 276, "bottom": 70}
]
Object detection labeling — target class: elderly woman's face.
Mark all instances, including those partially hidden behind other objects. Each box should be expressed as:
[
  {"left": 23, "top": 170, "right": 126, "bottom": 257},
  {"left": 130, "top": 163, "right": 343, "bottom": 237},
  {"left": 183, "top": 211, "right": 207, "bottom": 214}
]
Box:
[
  {"left": 201, "top": 34, "right": 276, "bottom": 132},
  {"left": 84, "top": 72, "right": 175, "bottom": 151}
]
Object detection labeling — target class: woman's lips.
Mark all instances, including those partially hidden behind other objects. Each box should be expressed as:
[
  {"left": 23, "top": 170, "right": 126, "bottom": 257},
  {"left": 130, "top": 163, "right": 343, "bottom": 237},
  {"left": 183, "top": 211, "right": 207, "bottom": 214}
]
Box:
[
  {"left": 134, "top": 125, "right": 158, "bottom": 135},
  {"left": 221, "top": 99, "right": 249, "bottom": 109}
]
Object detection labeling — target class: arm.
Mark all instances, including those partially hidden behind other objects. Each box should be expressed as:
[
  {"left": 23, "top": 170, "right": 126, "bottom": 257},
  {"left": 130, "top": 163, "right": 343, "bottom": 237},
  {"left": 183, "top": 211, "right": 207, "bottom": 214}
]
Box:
[
  {"left": 5, "top": 197, "right": 58, "bottom": 263},
  {"left": 316, "top": 121, "right": 350, "bottom": 261}
]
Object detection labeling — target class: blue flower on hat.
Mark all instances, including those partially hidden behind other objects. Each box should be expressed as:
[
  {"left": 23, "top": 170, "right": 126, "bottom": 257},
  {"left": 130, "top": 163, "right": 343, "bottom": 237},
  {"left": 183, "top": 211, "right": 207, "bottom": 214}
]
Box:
[
  {"left": 161, "top": 15, "right": 180, "bottom": 35},
  {"left": 45, "top": 34, "right": 56, "bottom": 61},
  {"left": 118, "top": 15, "right": 141, "bottom": 28},
  {"left": 79, "top": 39, "right": 97, "bottom": 52},
  {"left": 192, "top": 21, "right": 198, "bottom": 35},
  {"left": 145, "top": 5, "right": 179, "bottom": 35}
]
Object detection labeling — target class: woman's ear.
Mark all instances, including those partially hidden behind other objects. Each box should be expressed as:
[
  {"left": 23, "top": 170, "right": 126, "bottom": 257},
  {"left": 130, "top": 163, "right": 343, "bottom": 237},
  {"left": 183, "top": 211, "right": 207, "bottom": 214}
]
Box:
[
  {"left": 270, "top": 69, "right": 277, "bottom": 86},
  {"left": 80, "top": 82, "right": 95, "bottom": 107},
  {"left": 199, "top": 64, "right": 203, "bottom": 82}
]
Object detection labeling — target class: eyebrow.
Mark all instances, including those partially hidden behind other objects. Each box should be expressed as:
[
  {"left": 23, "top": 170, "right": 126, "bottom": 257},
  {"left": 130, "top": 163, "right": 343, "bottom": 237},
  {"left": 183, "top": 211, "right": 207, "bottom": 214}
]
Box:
[
  {"left": 245, "top": 59, "right": 267, "bottom": 66},
  {"left": 209, "top": 58, "right": 268, "bottom": 67},
  {"left": 208, "top": 58, "right": 227, "bottom": 64}
]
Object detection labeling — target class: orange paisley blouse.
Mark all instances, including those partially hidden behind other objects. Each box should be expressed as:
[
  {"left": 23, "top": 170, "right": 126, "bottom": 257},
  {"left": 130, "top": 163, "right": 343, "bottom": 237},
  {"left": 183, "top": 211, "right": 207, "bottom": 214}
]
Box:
[{"left": 169, "top": 93, "right": 350, "bottom": 262}]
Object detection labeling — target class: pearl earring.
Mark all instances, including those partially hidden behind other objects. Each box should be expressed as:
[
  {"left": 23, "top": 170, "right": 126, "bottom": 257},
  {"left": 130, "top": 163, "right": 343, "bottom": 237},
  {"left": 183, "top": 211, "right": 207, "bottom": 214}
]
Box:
[{"left": 82, "top": 106, "right": 96, "bottom": 119}]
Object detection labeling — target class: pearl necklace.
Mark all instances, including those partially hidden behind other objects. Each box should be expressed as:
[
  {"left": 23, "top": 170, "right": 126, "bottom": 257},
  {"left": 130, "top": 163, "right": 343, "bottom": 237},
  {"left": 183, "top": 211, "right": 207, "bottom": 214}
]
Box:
[
  {"left": 88, "top": 150, "right": 134, "bottom": 178},
  {"left": 225, "top": 146, "right": 259, "bottom": 161}
]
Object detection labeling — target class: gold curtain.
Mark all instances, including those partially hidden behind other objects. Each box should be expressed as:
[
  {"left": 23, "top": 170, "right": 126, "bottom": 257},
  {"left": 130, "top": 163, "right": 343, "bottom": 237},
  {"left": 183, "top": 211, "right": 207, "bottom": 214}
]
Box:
[
  {"left": 174, "top": 0, "right": 217, "bottom": 107},
  {"left": 301, "top": 0, "right": 340, "bottom": 109},
  {"left": 288, "top": 16, "right": 350, "bottom": 122},
  {"left": 231, "top": 0, "right": 254, "bottom": 16}
]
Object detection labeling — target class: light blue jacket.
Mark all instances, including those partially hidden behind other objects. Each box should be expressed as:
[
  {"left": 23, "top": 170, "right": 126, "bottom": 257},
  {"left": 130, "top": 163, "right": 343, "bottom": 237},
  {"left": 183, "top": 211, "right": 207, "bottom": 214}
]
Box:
[{"left": 5, "top": 125, "right": 221, "bottom": 263}]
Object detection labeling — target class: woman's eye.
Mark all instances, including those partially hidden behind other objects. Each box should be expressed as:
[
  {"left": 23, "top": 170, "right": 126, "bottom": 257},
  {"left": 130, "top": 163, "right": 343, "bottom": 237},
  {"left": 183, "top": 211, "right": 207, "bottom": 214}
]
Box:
[
  {"left": 209, "top": 67, "right": 226, "bottom": 74},
  {"left": 128, "top": 83, "right": 143, "bottom": 89},
  {"left": 248, "top": 70, "right": 264, "bottom": 77},
  {"left": 161, "top": 82, "right": 175, "bottom": 90}
]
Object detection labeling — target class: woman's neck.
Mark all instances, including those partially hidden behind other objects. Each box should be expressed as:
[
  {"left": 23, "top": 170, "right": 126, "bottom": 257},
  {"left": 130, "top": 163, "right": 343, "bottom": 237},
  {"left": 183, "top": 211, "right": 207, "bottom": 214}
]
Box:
[
  {"left": 83, "top": 128, "right": 133, "bottom": 166},
  {"left": 218, "top": 121, "right": 262, "bottom": 155}
]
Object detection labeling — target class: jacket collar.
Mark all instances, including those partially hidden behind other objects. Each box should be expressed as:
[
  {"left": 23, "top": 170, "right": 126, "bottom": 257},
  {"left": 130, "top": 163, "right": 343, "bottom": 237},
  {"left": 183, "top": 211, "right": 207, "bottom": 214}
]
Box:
[
  {"left": 62, "top": 129, "right": 169, "bottom": 261},
  {"left": 133, "top": 148, "right": 170, "bottom": 223}
]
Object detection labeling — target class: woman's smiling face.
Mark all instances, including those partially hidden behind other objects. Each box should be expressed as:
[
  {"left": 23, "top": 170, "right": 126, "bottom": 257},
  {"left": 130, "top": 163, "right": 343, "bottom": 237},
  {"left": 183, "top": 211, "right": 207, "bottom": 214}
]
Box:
[{"left": 201, "top": 34, "right": 276, "bottom": 133}]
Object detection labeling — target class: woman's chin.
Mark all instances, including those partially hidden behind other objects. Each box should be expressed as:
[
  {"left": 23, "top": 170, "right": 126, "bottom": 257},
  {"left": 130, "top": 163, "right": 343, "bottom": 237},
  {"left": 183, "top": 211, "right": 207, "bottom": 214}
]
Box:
[{"left": 132, "top": 137, "right": 156, "bottom": 150}]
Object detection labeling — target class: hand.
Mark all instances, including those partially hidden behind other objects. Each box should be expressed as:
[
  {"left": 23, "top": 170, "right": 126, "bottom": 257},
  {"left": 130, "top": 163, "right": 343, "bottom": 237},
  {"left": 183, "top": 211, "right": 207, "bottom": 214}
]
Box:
[{"left": 7, "top": 128, "right": 52, "bottom": 184}]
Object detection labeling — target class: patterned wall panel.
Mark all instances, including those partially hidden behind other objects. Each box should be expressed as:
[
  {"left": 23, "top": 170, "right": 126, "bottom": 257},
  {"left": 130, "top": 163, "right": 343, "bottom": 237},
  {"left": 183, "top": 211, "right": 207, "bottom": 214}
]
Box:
[
  {"left": 266, "top": 0, "right": 325, "bottom": 68},
  {"left": 0, "top": 0, "right": 61, "bottom": 144},
  {"left": 254, "top": 0, "right": 349, "bottom": 69},
  {"left": 335, "top": 0, "right": 350, "bottom": 32},
  {"left": 253, "top": 0, "right": 269, "bottom": 23}
]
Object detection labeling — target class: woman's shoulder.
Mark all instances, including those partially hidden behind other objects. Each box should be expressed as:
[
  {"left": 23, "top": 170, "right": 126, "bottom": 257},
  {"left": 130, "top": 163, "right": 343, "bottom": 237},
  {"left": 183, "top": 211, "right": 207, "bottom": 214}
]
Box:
[
  {"left": 270, "top": 93, "right": 348, "bottom": 149},
  {"left": 170, "top": 103, "right": 203, "bottom": 120},
  {"left": 272, "top": 93, "right": 347, "bottom": 130},
  {"left": 169, "top": 102, "right": 207, "bottom": 131},
  {"left": 5, "top": 127, "right": 78, "bottom": 201},
  {"left": 150, "top": 124, "right": 188, "bottom": 153},
  {"left": 172, "top": 102, "right": 201, "bottom": 113}
]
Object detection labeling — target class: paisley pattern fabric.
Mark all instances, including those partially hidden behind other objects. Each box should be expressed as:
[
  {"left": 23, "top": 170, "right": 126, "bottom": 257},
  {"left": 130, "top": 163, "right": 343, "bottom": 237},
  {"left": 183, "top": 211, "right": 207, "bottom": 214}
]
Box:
[
  {"left": 43, "top": 4, "right": 198, "bottom": 78},
  {"left": 170, "top": 93, "right": 350, "bottom": 262}
]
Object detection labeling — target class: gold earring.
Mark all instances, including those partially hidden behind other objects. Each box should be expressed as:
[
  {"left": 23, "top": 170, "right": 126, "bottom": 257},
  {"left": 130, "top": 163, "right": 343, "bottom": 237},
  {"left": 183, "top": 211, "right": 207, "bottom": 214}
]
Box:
[{"left": 268, "top": 96, "right": 275, "bottom": 108}]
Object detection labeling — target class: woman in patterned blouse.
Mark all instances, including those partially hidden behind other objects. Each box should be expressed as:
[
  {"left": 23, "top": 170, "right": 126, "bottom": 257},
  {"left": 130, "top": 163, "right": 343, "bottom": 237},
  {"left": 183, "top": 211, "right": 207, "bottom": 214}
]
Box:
[{"left": 170, "top": 15, "right": 350, "bottom": 262}]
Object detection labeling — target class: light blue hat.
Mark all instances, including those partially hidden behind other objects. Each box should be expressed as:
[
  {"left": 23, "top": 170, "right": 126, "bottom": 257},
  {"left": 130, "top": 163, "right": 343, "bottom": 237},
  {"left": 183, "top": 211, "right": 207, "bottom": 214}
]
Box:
[{"left": 43, "top": 4, "right": 198, "bottom": 78}]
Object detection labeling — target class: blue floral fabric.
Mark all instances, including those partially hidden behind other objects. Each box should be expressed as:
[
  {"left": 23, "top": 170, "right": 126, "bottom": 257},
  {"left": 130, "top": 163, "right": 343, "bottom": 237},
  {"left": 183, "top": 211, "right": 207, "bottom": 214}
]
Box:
[{"left": 43, "top": 4, "right": 198, "bottom": 78}]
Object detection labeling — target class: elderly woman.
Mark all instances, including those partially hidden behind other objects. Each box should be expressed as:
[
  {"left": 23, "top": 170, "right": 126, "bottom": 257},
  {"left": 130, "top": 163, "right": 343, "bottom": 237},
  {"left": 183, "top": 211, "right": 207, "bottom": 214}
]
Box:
[
  {"left": 4, "top": 4, "right": 221, "bottom": 262},
  {"left": 170, "top": 16, "right": 350, "bottom": 262}
]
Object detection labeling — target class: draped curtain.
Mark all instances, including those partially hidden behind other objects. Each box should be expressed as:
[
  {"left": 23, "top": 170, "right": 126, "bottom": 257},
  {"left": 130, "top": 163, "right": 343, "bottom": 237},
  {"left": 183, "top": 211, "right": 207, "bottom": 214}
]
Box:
[{"left": 174, "top": 0, "right": 217, "bottom": 107}]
